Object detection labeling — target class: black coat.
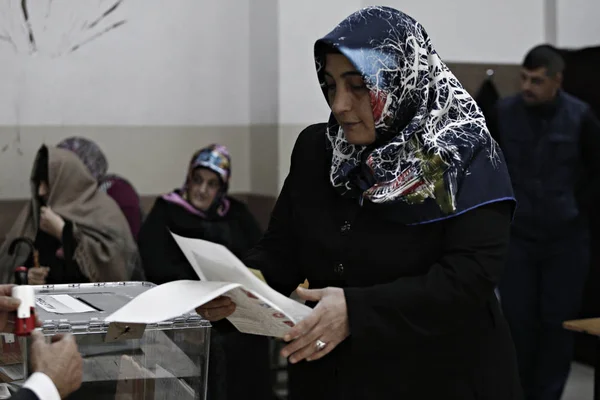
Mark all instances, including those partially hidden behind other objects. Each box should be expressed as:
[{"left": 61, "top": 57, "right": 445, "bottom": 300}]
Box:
[{"left": 245, "top": 124, "right": 523, "bottom": 399}]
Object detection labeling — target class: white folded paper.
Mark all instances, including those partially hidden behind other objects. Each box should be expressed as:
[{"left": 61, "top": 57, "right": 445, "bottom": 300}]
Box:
[{"left": 105, "top": 233, "right": 311, "bottom": 338}]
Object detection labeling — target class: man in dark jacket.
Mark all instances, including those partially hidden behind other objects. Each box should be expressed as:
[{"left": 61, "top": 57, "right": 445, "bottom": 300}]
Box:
[
  {"left": 0, "top": 285, "right": 82, "bottom": 400},
  {"left": 489, "top": 45, "right": 600, "bottom": 400}
]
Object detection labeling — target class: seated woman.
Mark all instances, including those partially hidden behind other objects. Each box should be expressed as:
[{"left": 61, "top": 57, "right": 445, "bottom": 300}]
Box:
[
  {"left": 138, "top": 144, "right": 271, "bottom": 400},
  {"left": 0, "top": 145, "right": 138, "bottom": 285},
  {"left": 138, "top": 144, "right": 263, "bottom": 282},
  {"left": 56, "top": 137, "right": 143, "bottom": 241}
]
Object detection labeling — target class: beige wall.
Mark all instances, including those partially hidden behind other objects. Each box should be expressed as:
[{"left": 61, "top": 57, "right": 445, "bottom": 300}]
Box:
[
  {"left": 0, "top": 126, "right": 251, "bottom": 199},
  {"left": 250, "top": 125, "right": 279, "bottom": 197}
]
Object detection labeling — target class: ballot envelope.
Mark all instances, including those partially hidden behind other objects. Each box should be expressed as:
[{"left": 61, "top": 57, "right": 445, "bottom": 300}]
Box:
[{"left": 0, "top": 282, "right": 211, "bottom": 400}]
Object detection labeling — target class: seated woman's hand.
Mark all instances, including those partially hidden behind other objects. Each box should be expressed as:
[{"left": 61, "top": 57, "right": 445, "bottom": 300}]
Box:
[
  {"left": 195, "top": 296, "right": 236, "bottom": 322},
  {"left": 281, "top": 287, "right": 350, "bottom": 364},
  {"left": 28, "top": 267, "right": 50, "bottom": 285},
  {"left": 40, "top": 206, "right": 65, "bottom": 239}
]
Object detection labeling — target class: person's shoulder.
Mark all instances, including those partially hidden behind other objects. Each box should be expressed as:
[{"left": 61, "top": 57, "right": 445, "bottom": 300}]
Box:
[
  {"left": 496, "top": 94, "right": 521, "bottom": 109},
  {"left": 291, "top": 123, "right": 328, "bottom": 160},
  {"left": 147, "top": 195, "right": 171, "bottom": 214},
  {"left": 560, "top": 91, "right": 590, "bottom": 112},
  {"left": 226, "top": 196, "right": 252, "bottom": 214},
  {"left": 102, "top": 175, "right": 136, "bottom": 192},
  {"left": 297, "top": 123, "right": 327, "bottom": 140}
]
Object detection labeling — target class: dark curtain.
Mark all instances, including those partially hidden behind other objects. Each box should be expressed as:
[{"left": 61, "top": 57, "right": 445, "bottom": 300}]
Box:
[{"left": 556, "top": 45, "right": 600, "bottom": 366}]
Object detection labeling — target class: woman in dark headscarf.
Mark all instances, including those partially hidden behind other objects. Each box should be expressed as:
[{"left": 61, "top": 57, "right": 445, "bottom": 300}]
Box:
[
  {"left": 0, "top": 145, "right": 138, "bottom": 285},
  {"left": 56, "top": 137, "right": 143, "bottom": 241},
  {"left": 196, "top": 6, "right": 522, "bottom": 399},
  {"left": 138, "top": 144, "right": 271, "bottom": 400}
]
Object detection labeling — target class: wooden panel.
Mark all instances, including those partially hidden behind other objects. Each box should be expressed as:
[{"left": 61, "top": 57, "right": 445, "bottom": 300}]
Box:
[{"left": 446, "top": 62, "right": 521, "bottom": 98}]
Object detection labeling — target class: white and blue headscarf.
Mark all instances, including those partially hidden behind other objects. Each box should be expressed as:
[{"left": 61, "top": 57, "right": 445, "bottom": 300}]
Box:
[{"left": 315, "top": 6, "right": 515, "bottom": 224}]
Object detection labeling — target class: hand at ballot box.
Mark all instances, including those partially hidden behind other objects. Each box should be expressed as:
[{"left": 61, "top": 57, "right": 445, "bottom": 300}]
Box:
[
  {"left": 195, "top": 296, "right": 236, "bottom": 322},
  {"left": 30, "top": 330, "right": 83, "bottom": 398}
]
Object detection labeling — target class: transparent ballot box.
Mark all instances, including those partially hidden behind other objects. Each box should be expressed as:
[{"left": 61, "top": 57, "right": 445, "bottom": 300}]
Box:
[{"left": 0, "top": 282, "right": 211, "bottom": 400}]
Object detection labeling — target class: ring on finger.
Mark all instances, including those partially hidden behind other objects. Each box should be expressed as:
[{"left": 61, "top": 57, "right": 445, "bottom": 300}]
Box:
[{"left": 315, "top": 339, "right": 327, "bottom": 351}]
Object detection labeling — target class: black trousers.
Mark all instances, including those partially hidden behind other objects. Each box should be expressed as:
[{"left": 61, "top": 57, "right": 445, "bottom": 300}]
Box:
[{"left": 499, "top": 232, "right": 590, "bottom": 400}]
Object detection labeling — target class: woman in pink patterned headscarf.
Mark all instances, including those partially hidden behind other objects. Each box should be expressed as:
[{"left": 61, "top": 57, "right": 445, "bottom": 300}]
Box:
[
  {"left": 56, "top": 137, "right": 143, "bottom": 241},
  {"left": 138, "top": 144, "right": 270, "bottom": 400}
]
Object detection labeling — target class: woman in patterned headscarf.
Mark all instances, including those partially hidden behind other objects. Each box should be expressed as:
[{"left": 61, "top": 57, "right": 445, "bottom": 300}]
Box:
[
  {"left": 195, "top": 7, "right": 521, "bottom": 399},
  {"left": 138, "top": 144, "right": 270, "bottom": 400},
  {"left": 56, "top": 137, "right": 143, "bottom": 241}
]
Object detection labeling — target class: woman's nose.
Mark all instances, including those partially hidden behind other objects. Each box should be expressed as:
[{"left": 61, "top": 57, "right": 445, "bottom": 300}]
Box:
[{"left": 331, "top": 89, "right": 352, "bottom": 115}]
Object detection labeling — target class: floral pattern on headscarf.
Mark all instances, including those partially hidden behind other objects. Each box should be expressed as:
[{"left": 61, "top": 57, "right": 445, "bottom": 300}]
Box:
[
  {"left": 188, "top": 144, "right": 231, "bottom": 188},
  {"left": 314, "top": 6, "right": 515, "bottom": 224},
  {"left": 163, "top": 144, "right": 232, "bottom": 219}
]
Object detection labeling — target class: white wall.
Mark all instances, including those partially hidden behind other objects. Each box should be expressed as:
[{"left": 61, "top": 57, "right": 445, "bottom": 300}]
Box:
[
  {"left": 276, "top": 0, "right": 548, "bottom": 126},
  {"left": 277, "top": 0, "right": 362, "bottom": 126},
  {"left": 249, "top": 0, "right": 280, "bottom": 196},
  {"left": 277, "top": 0, "right": 362, "bottom": 187},
  {"left": 0, "top": 0, "right": 255, "bottom": 199},
  {"left": 250, "top": 0, "right": 278, "bottom": 125},
  {"left": 557, "top": 0, "right": 600, "bottom": 48},
  {"left": 0, "top": 0, "right": 250, "bottom": 126},
  {"left": 362, "top": 0, "right": 545, "bottom": 64}
]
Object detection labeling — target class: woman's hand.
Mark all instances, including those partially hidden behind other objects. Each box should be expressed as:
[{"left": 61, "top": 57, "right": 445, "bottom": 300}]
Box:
[
  {"left": 28, "top": 267, "right": 50, "bottom": 286},
  {"left": 281, "top": 287, "right": 350, "bottom": 364},
  {"left": 40, "top": 207, "right": 65, "bottom": 239},
  {"left": 195, "top": 296, "right": 236, "bottom": 322}
]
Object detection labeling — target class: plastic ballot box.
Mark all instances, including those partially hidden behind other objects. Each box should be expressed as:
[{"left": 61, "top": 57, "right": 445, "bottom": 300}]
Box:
[{"left": 0, "top": 282, "right": 211, "bottom": 400}]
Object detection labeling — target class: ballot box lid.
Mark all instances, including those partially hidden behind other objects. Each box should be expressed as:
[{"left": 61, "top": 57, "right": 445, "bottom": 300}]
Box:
[{"left": 33, "top": 281, "right": 211, "bottom": 335}]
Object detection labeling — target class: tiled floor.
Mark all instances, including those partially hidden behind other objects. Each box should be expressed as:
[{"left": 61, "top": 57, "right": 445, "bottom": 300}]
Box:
[{"left": 563, "top": 363, "right": 594, "bottom": 400}]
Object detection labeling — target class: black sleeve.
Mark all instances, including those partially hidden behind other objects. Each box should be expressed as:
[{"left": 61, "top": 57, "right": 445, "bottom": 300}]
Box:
[
  {"left": 236, "top": 204, "right": 264, "bottom": 253},
  {"left": 138, "top": 200, "right": 195, "bottom": 285},
  {"left": 56, "top": 220, "right": 88, "bottom": 284},
  {"left": 243, "top": 128, "right": 316, "bottom": 296},
  {"left": 579, "top": 109, "right": 600, "bottom": 210},
  {"left": 343, "top": 202, "right": 511, "bottom": 349},
  {"left": 61, "top": 220, "right": 77, "bottom": 263},
  {"left": 10, "top": 388, "right": 39, "bottom": 400}
]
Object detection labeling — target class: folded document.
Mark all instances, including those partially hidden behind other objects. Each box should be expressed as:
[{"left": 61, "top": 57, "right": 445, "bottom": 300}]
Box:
[{"left": 105, "top": 233, "right": 311, "bottom": 338}]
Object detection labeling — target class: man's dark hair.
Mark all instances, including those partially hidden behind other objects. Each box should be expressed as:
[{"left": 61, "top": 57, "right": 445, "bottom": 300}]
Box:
[{"left": 523, "top": 45, "right": 565, "bottom": 76}]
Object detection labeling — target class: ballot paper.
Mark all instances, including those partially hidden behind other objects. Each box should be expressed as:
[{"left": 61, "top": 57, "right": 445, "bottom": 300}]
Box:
[
  {"left": 36, "top": 294, "right": 96, "bottom": 314},
  {"left": 105, "top": 234, "right": 312, "bottom": 338}
]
